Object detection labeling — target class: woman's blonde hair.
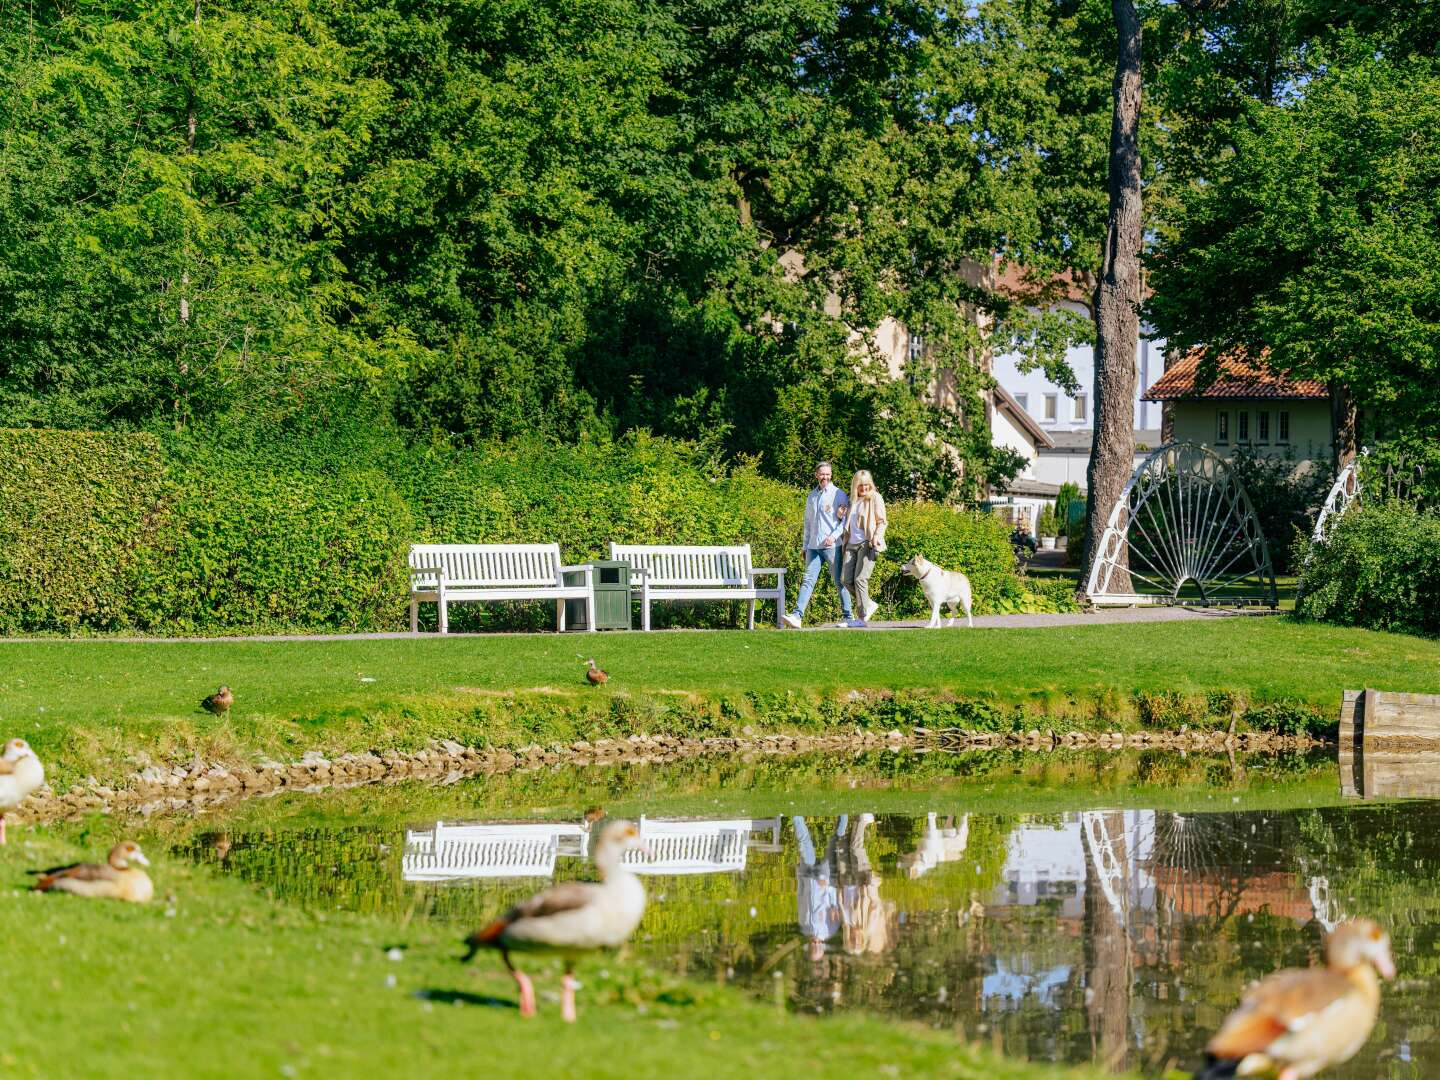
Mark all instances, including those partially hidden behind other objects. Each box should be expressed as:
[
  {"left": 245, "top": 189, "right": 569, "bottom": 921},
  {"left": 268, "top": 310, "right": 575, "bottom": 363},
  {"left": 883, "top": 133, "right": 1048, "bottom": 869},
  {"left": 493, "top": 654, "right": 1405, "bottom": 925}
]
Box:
[{"left": 849, "top": 469, "right": 877, "bottom": 509}]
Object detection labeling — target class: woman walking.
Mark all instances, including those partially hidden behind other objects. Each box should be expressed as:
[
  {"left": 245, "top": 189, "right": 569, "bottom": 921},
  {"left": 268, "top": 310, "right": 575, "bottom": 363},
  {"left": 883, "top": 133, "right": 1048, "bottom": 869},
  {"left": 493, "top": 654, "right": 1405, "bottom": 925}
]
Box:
[{"left": 841, "top": 470, "right": 887, "bottom": 628}]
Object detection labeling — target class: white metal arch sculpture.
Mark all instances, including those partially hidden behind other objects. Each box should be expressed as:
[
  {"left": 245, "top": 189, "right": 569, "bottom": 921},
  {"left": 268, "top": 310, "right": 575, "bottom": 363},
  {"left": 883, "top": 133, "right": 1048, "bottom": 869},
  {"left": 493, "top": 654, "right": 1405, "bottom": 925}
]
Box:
[
  {"left": 1312, "top": 449, "right": 1367, "bottom": 544},
  {"left": 1085, "top": 443, "right": 1277, "bottom": 607}
]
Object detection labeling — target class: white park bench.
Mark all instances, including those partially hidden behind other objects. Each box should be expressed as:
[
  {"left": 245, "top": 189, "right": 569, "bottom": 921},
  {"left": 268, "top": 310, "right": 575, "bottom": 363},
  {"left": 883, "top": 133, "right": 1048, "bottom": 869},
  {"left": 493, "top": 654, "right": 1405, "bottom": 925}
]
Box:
[
  {"left": 621, "top": 816, "right": 760, "bottom": 875},
  {"left": 408, "top": 543, "right": 594, "bottom": 634},
  {"left": 401, "top": 821, "right": 591, "bottom": 882},
  {"left": 607, "top": 543, "right": 785, "bottom": 630}
]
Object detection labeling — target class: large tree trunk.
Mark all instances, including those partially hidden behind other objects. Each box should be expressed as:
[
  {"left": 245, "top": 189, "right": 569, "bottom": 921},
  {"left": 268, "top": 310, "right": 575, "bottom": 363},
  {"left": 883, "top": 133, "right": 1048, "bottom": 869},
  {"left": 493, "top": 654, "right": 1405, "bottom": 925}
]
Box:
[
  {"left": 1329, "top": 383, "right": 1357, "bottom": 474},
  {"left": 1082, "top": 0, "right": 1143, "bottom": 594},
  {"left": 1082, "top": 813, "right": 1132, "bottom": 1072}
]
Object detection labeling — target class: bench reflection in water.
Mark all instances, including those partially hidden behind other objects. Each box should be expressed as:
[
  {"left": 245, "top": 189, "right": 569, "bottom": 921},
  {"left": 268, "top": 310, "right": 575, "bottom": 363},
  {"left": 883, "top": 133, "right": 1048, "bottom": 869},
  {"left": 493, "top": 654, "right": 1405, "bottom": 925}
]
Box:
[{"left": 402, "top": 816, "right": 783, "bottom": 882}]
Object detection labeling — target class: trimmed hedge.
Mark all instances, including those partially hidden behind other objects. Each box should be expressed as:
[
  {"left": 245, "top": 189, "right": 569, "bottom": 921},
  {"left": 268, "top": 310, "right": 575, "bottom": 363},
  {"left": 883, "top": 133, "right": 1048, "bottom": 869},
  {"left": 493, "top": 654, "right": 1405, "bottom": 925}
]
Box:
[
  {"left": 1296, "top": 502, "right": 1440, "bottom": 637},
  {"left": 0, "top": 428, "right": 1060, "bottom": 634},
  {"left": 0, "top": 430, "right": 170, "bottom": 632}
]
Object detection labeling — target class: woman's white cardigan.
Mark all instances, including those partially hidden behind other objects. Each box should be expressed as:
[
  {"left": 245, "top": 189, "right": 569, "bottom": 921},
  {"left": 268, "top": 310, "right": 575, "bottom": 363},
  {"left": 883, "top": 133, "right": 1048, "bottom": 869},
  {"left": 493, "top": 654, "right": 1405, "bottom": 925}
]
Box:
[{"left": 849, "top": 491, "right": 888, "bottom": 552}]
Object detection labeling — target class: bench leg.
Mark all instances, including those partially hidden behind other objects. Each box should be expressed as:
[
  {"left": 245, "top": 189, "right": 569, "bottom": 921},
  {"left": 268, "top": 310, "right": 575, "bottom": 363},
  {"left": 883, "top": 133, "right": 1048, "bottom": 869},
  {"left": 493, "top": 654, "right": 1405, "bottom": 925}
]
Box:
[
  {"left": 774, "top": 575, "right": 786, "bottom": 628},
  {"left": 438, "top": 595, "right": 449, "bottom": 635},
  {"left": 558, "top": 598, "right": 567, "bottom": 632},
  {"left": 641, "top": 586, "right": 652, "bottom": 632},
  {"left": 747, "top": 599, "right": 756, "bottom": 630},
  {"left": 586, "top": 591, "right": 596, "bottom": 632},
  {"left": 410, "top": 599, "right": 419, "bottom": 634}
]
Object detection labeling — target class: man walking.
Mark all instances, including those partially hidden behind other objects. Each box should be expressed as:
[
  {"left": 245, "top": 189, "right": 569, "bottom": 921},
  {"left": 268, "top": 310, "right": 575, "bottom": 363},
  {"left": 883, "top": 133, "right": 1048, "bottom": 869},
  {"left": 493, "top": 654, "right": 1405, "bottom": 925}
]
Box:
[{"left": 783, "top": 461, "right": 853, "bottom": 628}]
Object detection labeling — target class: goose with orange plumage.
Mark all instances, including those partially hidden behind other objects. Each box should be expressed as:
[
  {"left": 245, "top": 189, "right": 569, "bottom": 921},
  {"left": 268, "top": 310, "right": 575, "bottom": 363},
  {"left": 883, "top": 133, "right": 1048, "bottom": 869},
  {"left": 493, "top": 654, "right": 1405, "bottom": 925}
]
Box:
[{"left": 1197, "top": 919, "right": 1395, "bottom": 1079}]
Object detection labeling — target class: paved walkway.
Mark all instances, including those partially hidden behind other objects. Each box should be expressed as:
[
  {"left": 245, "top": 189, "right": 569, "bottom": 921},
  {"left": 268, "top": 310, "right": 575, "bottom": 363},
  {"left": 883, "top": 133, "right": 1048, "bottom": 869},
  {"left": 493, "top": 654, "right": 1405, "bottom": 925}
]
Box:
[{"left": 0, "top": 605, "right": 1275, "bottom": 644}]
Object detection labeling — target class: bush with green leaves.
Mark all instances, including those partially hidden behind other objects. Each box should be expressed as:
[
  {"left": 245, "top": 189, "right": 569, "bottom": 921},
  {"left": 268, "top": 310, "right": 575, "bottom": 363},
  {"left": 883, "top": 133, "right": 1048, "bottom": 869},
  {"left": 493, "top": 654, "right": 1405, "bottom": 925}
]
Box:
[
  {"left": 0, "top": 429, "right": 171, "bottom": 632},
  {"left": 1226, "top": 448, "right": 1332, "bottom": 573},
  {"left": 0, "top": 429, "right": 1046, "bottom": 633},
  {"left": 1296, "top": 502, "right": 1440, "bottom": 637}
]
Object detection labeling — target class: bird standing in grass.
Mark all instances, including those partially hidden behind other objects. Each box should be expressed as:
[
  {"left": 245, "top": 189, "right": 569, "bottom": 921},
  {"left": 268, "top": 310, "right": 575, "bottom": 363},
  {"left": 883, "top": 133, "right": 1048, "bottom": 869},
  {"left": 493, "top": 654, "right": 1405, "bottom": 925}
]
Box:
[
  {"left": 461, "top": 819, "right": 649, "bottom": 1022},
  {"left": 1197, "top": 919, "right": 1395, "bottom": 1080},
  {"left": 0, "top": 738, "right": 45, "bottom": 845},
  {"left": 583, "top": 659, "right": 608, "bottom": 686},
  {"left": 201, "top": 685, "right": 234, "bottom": 717},
  {"left": 32, "top": 840, "right": 154, "bottom": 903}
]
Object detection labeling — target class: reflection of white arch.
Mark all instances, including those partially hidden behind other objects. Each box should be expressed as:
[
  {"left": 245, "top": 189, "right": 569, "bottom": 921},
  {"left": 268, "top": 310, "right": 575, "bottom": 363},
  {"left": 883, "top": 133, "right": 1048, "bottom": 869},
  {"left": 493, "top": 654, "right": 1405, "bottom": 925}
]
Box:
[
  {"left": 1085, "top": 443, "right": 1276, "bottom": 607},
  {"left": 1080, "top": 812, "right": 1128, "bottom": 925}
]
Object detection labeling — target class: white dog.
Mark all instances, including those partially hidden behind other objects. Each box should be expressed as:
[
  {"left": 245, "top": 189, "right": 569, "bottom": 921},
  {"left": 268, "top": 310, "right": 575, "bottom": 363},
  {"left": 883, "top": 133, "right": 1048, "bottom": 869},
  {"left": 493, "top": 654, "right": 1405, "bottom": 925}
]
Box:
[{"left": 900, "top": 553, "right": 973, "bottom": 628}]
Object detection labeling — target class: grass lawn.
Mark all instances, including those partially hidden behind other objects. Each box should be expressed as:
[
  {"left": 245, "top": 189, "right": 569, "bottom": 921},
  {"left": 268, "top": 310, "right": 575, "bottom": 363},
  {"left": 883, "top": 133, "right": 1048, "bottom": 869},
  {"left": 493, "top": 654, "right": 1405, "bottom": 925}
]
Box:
[
  {"left": 0, "top": 828, "right": 1113, "bottom": 1080},
  {"left": 0, "top": 617, "right": 1436, "bottom": 786}
]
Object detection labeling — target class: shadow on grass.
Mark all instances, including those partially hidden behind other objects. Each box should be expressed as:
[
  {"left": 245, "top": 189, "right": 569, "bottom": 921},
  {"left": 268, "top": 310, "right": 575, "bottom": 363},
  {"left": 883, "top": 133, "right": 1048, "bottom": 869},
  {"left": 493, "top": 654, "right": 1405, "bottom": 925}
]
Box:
[{"left": 415, "top": 987, "right": 519, "bottom": 1010}]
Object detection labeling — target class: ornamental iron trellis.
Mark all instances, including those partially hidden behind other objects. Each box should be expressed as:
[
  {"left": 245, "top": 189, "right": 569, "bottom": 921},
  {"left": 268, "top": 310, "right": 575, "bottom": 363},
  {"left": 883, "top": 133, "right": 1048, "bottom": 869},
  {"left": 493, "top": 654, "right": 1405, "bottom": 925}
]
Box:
[
  {"left": 1312, "top": 449, "right": 1366, "bottom": 544},
  {"left": 1085, "top": 443, "right": 1277, "bottom": 608},
  {"left": 1312, "top": 448, "right": 1429, "bottom": 543}
]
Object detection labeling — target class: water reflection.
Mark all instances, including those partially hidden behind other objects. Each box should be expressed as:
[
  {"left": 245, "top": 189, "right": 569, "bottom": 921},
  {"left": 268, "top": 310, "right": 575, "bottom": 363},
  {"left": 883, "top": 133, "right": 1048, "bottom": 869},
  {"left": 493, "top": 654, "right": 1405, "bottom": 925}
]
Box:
[{"left": 176, "top": 777, "right": 1440, "bottom": 1078}]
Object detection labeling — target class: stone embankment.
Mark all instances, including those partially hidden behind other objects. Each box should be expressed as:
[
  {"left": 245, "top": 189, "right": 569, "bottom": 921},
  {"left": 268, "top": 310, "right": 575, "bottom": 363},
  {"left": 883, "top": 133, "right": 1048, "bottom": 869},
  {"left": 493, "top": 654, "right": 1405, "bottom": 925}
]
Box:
[{"left": 17, "top": 725, "right": 1322, "bottom": 826}]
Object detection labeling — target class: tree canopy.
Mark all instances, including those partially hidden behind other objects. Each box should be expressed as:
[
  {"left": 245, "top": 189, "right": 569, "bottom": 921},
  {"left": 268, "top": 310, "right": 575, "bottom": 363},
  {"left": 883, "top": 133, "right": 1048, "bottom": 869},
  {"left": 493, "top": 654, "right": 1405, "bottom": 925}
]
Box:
[{"left": 1147, "top": 1, "right": 1440, "bottom": 442}]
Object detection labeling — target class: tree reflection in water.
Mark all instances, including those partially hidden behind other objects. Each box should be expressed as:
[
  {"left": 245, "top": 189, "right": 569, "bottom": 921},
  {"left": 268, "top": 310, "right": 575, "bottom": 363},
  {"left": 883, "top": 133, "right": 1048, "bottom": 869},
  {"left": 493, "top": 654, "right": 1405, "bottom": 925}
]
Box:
[{"left": 171, "top": 784, "right": 1440, "bottom": 1078}]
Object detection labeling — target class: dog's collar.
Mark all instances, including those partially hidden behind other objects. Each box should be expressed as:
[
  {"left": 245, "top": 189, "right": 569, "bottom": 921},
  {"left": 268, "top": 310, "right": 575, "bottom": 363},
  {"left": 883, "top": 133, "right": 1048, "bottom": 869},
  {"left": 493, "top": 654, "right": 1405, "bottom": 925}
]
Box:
[{"left": 914, "top": 564, "right": 938, "bottom": 582}]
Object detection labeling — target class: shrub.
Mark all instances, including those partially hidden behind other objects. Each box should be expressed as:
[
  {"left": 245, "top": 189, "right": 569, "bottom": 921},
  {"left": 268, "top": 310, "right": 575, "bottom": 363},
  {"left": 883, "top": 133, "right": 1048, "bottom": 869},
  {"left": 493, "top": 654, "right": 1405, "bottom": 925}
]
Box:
[
  {"left": 0, "top": 429, "right": 1041, "bottom": 633},
  {"left": 1226, "top": 447, "right": 1332, "bottom": 573},
  {"left": 1242, "top": 700, "right": 1329, "bottom": 737},
  {"left": 870, "top": 501, "right": 1021, "bottom": 619},
  {"left": 1054, "top": 482, "right": 1081, "bottom": 524},
  {"left": 1295, "top": 502, "right": 1440, "bottom": 636},
  {"left": 0, "top": 429, "right": 171, "bottom": 632},
  {"left": 130, "top": 445, "right": 416, "bottom": 633},
  {"left": 1036, "top": 505, "right": 1059, "bottom": 538}
]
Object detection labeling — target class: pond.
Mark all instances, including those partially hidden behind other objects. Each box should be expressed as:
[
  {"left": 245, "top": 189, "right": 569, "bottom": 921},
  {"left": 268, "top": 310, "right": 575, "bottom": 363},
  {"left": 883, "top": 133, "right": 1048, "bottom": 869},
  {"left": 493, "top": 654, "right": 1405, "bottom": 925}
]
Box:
[{"left": 163, "top": 750, "right": 1436, "bottom": 1077}]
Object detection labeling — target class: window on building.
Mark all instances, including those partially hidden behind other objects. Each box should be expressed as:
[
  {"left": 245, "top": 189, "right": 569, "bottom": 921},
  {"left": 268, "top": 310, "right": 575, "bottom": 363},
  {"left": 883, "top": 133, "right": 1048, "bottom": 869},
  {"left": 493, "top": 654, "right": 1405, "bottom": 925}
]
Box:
[
  {"left": 1238, "top": 410, "right": 1249, "bottom": 442},
  {"left": 1072, "top": 394, "right": 1087, "bottom": 421},
  {"left": 1015, "top": 393, "right": 1029, "bottom": 413},
  {"left": 1258, "top": 411, "right": 1270, "bottom": 443},
  {"left": 907, "top": 335, "right": 926, "bottom": 362},
  {"left": 1278, "top": 411, "right": 1290, "bottom": 443},
  {"left": 1043, "top": 394, "right": 1058, "bottom": 422},
  {"left": 1216, "top": 410, "right": 1230, "bottom": 444}
]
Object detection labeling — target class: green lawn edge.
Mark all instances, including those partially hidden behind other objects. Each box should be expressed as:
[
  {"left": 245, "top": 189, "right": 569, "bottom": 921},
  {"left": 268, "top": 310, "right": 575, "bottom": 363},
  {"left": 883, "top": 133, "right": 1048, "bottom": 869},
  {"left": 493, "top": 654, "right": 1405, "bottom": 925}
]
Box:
[{"left": 2, "top": 618, "right": 1435, "bottom": 787}]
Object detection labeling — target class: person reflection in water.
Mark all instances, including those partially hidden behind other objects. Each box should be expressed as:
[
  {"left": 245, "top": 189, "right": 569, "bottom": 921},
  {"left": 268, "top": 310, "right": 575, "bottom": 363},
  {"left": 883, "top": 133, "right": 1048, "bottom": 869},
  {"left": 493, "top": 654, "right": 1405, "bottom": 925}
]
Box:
[
  {"left": 795, "top": 814, "right": 893, "bottom": 966},
  {"left": 838, "top": 814, "right": 892, "bottom": 956},
  {"left": 794, "top": 815, "right": 844, "bottom": 963}
]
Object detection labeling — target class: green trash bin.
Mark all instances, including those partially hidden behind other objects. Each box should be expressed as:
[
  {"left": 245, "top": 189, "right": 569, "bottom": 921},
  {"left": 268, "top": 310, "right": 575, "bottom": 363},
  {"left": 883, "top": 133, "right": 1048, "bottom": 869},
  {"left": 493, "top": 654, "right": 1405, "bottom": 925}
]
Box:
[{"left": 563, "top": 560, "right": 632, "bottom": 631}]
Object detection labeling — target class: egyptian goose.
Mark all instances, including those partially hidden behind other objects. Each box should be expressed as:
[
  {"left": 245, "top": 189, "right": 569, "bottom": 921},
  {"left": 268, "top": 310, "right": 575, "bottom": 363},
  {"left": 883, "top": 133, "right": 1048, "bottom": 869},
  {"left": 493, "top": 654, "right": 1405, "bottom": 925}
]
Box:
[
  {"left": 0, "top": 738, "right": 45, "bottom": 845},
  {"left": 201, "top": 685, "right": 234, "bottom": 716},
  {"left": 33, "top": 841, "right": 155, "bottom": 903},
  {"left": 583, "top": 659, "right": 608, "bottom": 686},
  {"left": 1199, "top": 919, "right": 1395, "bottom": 1080},
  {"left": 462, "top": 819, "right": 648, "bottom": 1022}
]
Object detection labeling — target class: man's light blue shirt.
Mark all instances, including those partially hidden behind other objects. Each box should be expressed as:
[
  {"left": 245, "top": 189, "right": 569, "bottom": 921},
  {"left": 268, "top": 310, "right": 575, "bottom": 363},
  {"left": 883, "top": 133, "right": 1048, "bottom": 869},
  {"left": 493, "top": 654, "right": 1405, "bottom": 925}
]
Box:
[{"left": 803, "top": 484, "right": 848, "bottom": 549}]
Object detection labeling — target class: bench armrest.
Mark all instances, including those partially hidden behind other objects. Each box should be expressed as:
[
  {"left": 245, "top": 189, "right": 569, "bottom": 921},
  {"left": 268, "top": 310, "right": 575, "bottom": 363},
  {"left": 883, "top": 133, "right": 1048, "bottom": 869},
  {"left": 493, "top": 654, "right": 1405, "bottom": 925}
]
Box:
[
  {"left": 556, "top": 564, "right": 593, "bottom": 588},
  {"left": 409, "top": 565, "right": 446, "bottom": 585},
  {"left": 749, "top": 567, "right": 786, "bottom": 578}
]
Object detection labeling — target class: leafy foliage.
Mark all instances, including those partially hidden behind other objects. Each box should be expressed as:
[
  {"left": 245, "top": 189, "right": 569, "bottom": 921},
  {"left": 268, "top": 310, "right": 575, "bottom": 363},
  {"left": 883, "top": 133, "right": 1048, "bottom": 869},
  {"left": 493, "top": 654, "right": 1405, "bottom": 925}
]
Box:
[
  {"left": 0, "top": 429, "right": 170, "bottom": 632},
  {"left": 1296, "top": 503, "right": 1440, "bottom": 637},
  {"left": 1225, "top": 448, "right": 1331, "bottom": 574},
  {"left": 1149, "top": 22, "right": 1440, "bottom": 441},
  {"left": 0, "top": 428, "right": 1041, "bottom": 633}
]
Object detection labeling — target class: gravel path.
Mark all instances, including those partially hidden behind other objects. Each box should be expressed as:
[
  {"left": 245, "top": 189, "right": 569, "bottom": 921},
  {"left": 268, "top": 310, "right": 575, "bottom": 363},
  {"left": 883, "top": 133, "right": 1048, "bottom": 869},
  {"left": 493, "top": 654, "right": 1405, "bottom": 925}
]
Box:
[{"left": 0, "top": 605, "right": 1278, "bottom": 643}]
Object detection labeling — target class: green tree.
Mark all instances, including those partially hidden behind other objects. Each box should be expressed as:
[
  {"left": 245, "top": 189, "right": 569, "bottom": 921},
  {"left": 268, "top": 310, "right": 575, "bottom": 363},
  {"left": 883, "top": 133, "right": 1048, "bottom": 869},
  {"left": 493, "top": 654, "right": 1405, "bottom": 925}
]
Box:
[
  {"left": 0, "top": 0, "right": 392, "bottom": 430},
  {"left": 1147, "top": 56, "right": 1440, "bottom": 459}
]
